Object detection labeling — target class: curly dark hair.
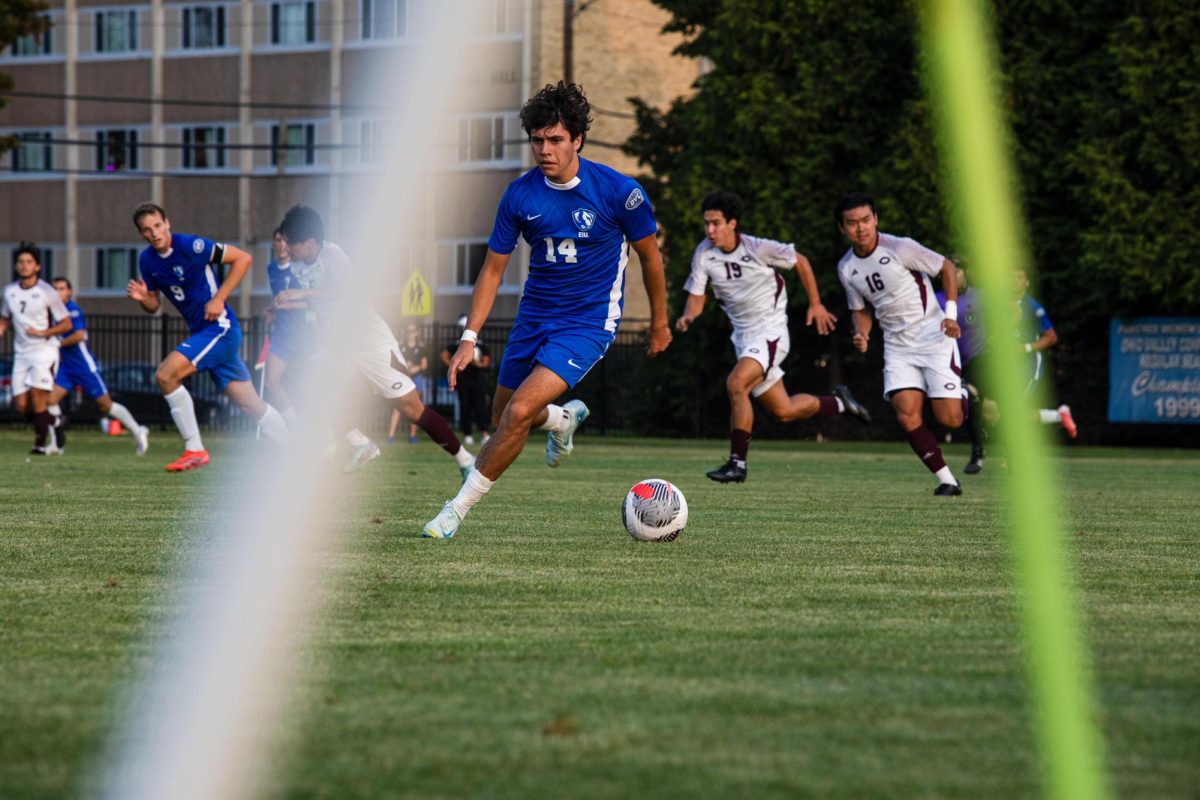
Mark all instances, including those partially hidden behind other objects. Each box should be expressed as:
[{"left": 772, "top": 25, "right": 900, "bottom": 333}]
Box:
[
  {"left": 279, "top": 204, "right": 324, "bottom": 244},
  {"left": 520, "top": 82, "right": 592, "bottom": 151},
  {"left": 13, "top": 242, "right": 41, "bottom": 266},
  {"left": 701, "top": 191, "right": 745, "bottom": 225}
]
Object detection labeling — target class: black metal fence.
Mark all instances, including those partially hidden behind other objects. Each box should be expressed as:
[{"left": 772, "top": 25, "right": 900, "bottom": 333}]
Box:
[
  {"left": 0, "top": 316, "right": 656, "bottom": 437},
  {"left": 5, "top": 313, "right": 1199, "bottom": 447}
]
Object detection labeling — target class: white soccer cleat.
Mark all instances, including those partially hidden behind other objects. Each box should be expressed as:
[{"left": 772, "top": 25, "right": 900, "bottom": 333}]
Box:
[
  {"left": 134, "top": 425, "right": 150, "bottom": 456},
  {"left": 546, "top": 399, "right": 589, "bottom": 468},
  {"left": 421, "top": 501, "right": 462, "bottom": 539},
  {"left": 343, "top": 441, "right": 381, "bottom": 474}
]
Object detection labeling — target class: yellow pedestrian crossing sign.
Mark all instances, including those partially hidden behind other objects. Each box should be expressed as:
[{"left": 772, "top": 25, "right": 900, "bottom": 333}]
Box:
[{"left": 402, "top": 270, "right": 432, "bottom": 317}]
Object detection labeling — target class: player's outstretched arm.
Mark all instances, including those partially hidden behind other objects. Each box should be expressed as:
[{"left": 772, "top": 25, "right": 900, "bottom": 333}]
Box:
[
  {"left": 632, "top": 233, "right": 671, "bottom": 356},
  {"left": 1028, "top": 326, "right": 1058, "bottom": 352},
  {"left": 60, "top": 328, "right": 86, "bottom": 347},
  {"left": 675, "top": 292, "right": 706, "bottom": 332},
  {"left": 937, "top": 258, "right": 961, "bottom": 339},
  {"left": 796, "top": 253, "right": 837, "bottom": 335},
  {"left": 28, "top": 316, "right": 72, "bottom": 339},
  {"left": 447, "top": 248, "right": 510, "bottom": 390},
  {"left": 851, "top": 309, "right": 874, "bottom": 353},
  {"left": 0, "top": 316, "right": 9, "bottom": 338},
  {"left": 206, "top": 244, "right": 252, "bottom": 321},
  {"left": 127, "top": 278, "right": 161, "bottom": 313}
]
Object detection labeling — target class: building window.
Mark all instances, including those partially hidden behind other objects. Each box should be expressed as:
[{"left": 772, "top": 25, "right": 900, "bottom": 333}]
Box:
[
  {"left": 182, "top": 6, "right": 226, "bottom": 49},
  {"left": 270, "top": 123, "right": 315, "bottom": 167},
  {"left": 453, "top": 242, "right": 489, "bottom": 287},
  {"left": 95, "top": 129, "right": 139, "bottom": 172},
  {"left": 359, "top": 119, "right": 388, "bottom": 163},
  {"left": 11, "top": 132, "right": 54, "bottom": 172},
  {"left": 182, "top": 126, "right": 227, "bottom": 169},
  {"left": 489, "top": 0, "right": 512, "bottom": 35},
  {"left": 271, "top": 0, "right": 315, "bottom": 45},
  {"left": 361, "top": 0, "right": 406, "bottom": 40},
  {"left": 456, "top": 116, "right": 506, "bottom": 162},
  {"left": 96, "top": 247, "right": 139, "bottom": 290},
  {"left": 11, "top": 20, "right": 52, "bottom": 56},
  {"left": 95, "top": 10, "right": 138, "bottom": 53}
]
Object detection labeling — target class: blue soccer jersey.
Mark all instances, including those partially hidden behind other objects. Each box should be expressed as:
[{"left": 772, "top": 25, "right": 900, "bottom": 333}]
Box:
[
  {"left": 266, "top": 259, "right": 310, "bottom": 361},
  {"left": 54, "top": 299, "right": 109, "bottom": 398},
  {"left": 139, "top": 233, "right": 239, "bottom": 335},
  {"left": 488, "top": 156, "right": 657, "bottom": 332}
]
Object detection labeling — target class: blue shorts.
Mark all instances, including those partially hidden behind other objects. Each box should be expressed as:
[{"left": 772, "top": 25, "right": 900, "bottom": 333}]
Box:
[
  {"left": 268, "top": 317, "right": 312, "bottom": 364},
  {"left": 55, "top": 355, "right": 109, "bottom": 399},
  {"left": 176, "top": 325, "right": 252, "bottom": 391},
  {"left": 497, "top": 318, "right": 614, "bottom": 390}
]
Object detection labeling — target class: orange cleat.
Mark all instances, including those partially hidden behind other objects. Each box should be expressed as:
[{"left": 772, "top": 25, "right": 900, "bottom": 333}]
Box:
[
  {"left": 166, "top": 449, "right": 210, "bottom": 472},
  {"left": 1058, "top": 405, "right": 1078, "bottom": 439}
]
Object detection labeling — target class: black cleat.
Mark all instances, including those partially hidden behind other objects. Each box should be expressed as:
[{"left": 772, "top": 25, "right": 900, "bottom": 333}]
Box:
[
  {"left": 706, "top": 458, "right": 747, "bottom": 484},
  {"left": 30, "top": 447, "right": 48, "bottom": 456},
  {"left": 964, "top": 450, "right": 985, "bottom": 475},
  {"left": 833, "top": 384, "right": 871, "bottom": 425},
  {"left": 933, "top": 482, "right": 963, "bottom": 496}
]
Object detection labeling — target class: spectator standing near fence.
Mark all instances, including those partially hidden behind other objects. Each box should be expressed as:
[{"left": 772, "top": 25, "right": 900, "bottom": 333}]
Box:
[
  {"left": 388, "top": 324, "right": 429, "bottom": 444},
  {"left": 128, "top": 203, "right": 290, "bottom": 471},
  {"left": 444, "top": 315, "right": 491, "bottom": 445}
]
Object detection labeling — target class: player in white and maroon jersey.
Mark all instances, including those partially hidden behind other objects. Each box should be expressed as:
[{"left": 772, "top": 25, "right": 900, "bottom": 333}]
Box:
[
  {"left": 676, "top": 191, "right": 871, "bottom": 483},
  {"left": 0, "top": 243, "right": 72, "bottom": 454},
  {"left": 835, "top": 192, "right": 966, "bottom": 495}
]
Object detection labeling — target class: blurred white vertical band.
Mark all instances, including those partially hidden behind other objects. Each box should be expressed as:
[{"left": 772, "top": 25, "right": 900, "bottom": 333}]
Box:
[{"left": 98, "top": 4, "right": 472, "bottom": 797}]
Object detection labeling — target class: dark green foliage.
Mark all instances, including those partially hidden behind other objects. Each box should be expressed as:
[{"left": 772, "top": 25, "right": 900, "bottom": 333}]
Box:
[
  {"left": 625, "top": 1, "right": 1200, "bottom": 442},
  {"left": 0, "top": 0, "right": 52, "bottom": 153}
]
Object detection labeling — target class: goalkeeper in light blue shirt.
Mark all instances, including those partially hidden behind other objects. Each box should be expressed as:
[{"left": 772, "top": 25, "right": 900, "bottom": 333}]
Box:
[{"left": 422, "top": 82, "right": 673, "bottom": 538}]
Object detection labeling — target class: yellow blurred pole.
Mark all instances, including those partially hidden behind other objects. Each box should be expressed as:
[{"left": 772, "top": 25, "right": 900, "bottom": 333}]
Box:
[{"left": 916, "top": 3, "right": 1111, "bottom": 798}]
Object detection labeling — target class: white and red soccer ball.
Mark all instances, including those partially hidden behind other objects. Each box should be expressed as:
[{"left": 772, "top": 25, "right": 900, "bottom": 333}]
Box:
[{"left": 622, "top": 479, "right": 688, "bottom": 541}]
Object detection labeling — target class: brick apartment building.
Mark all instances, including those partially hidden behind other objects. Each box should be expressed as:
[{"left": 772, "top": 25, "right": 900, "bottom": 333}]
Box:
[{"left": 0, "top": 0, "right": 700, "bottom": 323}]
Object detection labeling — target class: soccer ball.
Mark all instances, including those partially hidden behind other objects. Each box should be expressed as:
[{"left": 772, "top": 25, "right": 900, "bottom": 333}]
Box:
[{"left": 622, "top": 479, "right": 688, "bottom": 542}]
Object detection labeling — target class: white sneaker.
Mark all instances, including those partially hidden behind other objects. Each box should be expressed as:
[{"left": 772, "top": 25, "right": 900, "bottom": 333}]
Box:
[
  {"left": 44, "top": 439, "right": 61, "bottom": 455},
  {"left": 343, "top": 441, "right": 381, "bottom": 474},
  {"left": 421, "top": 501, "right": 462, "bottom": 539},
  {"left": 134, "top": 425, "right": 150, "bottom": 456},
  {"left": 546, "top": 399, "right": 589, "bottom": 468}
]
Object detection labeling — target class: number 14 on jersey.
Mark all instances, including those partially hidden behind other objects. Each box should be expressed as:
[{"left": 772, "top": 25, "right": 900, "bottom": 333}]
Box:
[{"left": 543, "top": 238, "right": 578, "bottom": 264}]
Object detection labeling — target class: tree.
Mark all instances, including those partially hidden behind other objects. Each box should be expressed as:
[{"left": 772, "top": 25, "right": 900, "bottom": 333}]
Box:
[{"left": 0, "top": 0, "right": 52, "bottom": 154}]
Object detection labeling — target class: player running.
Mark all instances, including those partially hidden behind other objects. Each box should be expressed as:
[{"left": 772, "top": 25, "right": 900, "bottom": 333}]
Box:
[
  {"left": 275, "top": 204, "right": 475, "bottom": 479},
  {"left": 675, "top": 191, "right": 871, "bottom": 483},
  {"left": 262, "top": 227, "right": 308, "bottom": 430},
  {"left": 0, "top": 243, "right": 71, "bottom": 454},
  {"left": 835, "top": 193, "right": 966, "bottom": 495},
  {"left": 46, "top": 277, "right": 149, "bottom": 454},
  {"left": 422, "top": 81, "right": 672, "bottom": 538},
  {"left": 128, "top": 203, "right": 290, "bottom": 471},
  {"left": 1013, "top": 269, "right": 1077, "bottom": 438}
]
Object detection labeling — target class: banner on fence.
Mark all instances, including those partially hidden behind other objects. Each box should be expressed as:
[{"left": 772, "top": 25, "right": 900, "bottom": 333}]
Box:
[{"left": 1109, "top": 318, "right": 1200, "bottom": 424}]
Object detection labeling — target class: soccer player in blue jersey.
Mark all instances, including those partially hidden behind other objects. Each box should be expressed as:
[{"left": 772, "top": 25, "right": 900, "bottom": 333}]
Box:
[
  {"left": 422, "top": 82, "right": 672, "bottom": 539},
  {"left": 128, "top": 203, "right": 290, "bottom": 471},
  {"left": 47, "top": 277, "right": 149, "bottom": 454},
  {"left": 263, "top": 227, "right": 308, "bottom": 428},
  {"left": 1013, "top": 269, "right": 1076, "bottom": 437}
]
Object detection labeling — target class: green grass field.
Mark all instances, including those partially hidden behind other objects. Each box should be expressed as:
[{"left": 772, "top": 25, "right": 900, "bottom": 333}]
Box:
[{"left": 1, "top": 429, "right": 1197, "bottom": 798}]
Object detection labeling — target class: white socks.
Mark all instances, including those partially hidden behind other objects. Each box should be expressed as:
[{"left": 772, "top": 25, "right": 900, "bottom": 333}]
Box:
[
  {"left": 164, "top": 386, "right": 204, "bottom": 451},
  {"left": 539, "top": 404, "right": 571, "bottom": 432},
  {"left": 454, "top": 447, "right": 474, "bottom": 468},
  {"left": 256, "top": 404, "right": 290, "bottom": 444},
  {"left": 345, "top": 428, "right": 370, "bottom": 447},
  {"left": 450, "top": 468, "right": 494, "bottom": 519},
  {"left": 108, "top": 401, "right": 140, "bottom": 433},
  {"left": 935, "top": 466, "right": 957, "bottom": 485},
  {"left": 48, "top": 403, "right": 62, "bottom": 418},
  {"left": 1038, "top": 409, "right": 1061, "bottom": 424}
]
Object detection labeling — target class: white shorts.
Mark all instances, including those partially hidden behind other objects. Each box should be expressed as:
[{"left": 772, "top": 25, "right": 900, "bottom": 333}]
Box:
[
  {"left": 734, "top": 328, "right": 790, "bottom": 398},
  {"left": 12, "top": 349, "right": 59, "bottom": 396},
  {"left": 355, "top": 339, "right": 415, "bottom": 400},
  {"left": 883, "top": 338, "right": 964, "bottom": 400}
]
